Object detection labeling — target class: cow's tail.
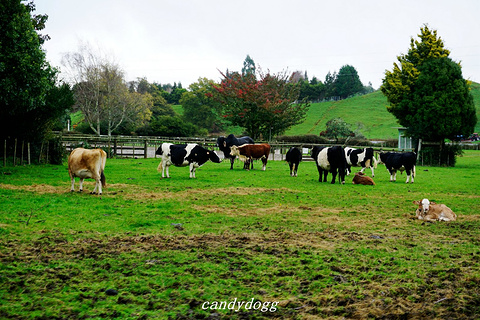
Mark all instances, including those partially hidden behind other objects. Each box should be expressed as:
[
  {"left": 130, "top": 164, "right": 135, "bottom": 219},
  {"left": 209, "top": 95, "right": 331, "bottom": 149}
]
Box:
[
  {"left": 157, "top": 161, "right": 163, "bottom": 172},
  {"left": 100, "top": 171, "right": 106, "bottom": 187},
  {"left": 100, "top": 150, "right": 107, "bottom": 187}
]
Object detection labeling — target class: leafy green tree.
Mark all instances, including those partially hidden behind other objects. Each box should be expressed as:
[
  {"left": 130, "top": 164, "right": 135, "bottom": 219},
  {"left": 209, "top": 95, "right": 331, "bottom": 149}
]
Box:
[
  {"left": 180, "top": 78, "right": 222, "bottom": 133},
  {"left": 0, "top": 0, "right": 69, "bottom": 142},
  {"left": 381, "top": 25, "right": 476, "bottom": 163},
  {"left": 335, "top": 65, "right": 364, "bottom": 99},
  {"left": 211, "top": 69, "right": 309, "bottom": 139},
  {"left": 321, "top": 118, "right": 354, "bottom": 142}
]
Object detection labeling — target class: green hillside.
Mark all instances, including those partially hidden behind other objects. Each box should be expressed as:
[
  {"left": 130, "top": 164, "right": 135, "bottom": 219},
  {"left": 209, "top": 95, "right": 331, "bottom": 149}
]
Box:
[{"left": 286, "top": 82, "right": 480, "bottom": 140}]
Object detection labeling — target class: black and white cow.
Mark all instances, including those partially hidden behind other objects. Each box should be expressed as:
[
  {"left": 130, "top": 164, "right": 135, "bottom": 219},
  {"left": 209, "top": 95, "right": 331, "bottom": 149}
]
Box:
[
  {"left": 311, "top": 146, "right": 347, "bottom": 184},
  {"left": 378, "top": 151, "right": 416, "bottom": 183},
  {"left": 285, "top": 147, "right": 302, "bottom": 177},
  {"left": 344, "top": 147, "right": 377, "bottom": 177},
  {"left": 156, "top": 143, "right": 221, "bottom": 178},
  {"left": 216, "top": 134, "right": 255, "bottom": 169}
]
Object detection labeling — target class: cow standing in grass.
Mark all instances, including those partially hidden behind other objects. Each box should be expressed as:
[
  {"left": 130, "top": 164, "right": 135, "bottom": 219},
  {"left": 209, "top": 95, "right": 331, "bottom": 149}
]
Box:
[
  {"left": 156, "top": 143, "right": 221, "bottom": 178},
  {"left": 378, "top": 152, "right": 416, "bottom": 183},
  {"left": 68, "top": 148, "right": 107, "bottom": 195},
  {"left": 216, "top": 134, "right": 255, "bottom": 170},
  {"left": 344, "top": 147, "right": 377, "bottom": 177},
  {"left": 311, "top": 146, "right": 347, "bottom": 184},
  {"left": 285, "top": 147, "right": 302, "bottom": 177},
  {"left": 230, "top": 144, "right": 271, "bottom": 171}
]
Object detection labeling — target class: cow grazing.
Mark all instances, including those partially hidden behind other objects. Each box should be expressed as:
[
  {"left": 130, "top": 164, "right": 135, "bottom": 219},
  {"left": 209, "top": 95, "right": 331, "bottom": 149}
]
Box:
[
  {"left": 230, "top": 143, "right": 271, "bottom": 171},
  {"left": 344, "top": 147, "right": 377, "bottom": 177},
  {"left": 311, "top": 146, "right": 347, "bottom": 184},
  {"left": 285, "top": 147, "right": 302, "bottom": 177},
  {"left": 378, "top": 152, "right": 416, "bottom": 183},
  {"left": 216, "top": 134, "right": 255, "bottom": 169},
  {"left": 156, "top": 143, "right": 221, "bottom": 178},
  {"left": 352, "top": 172, "right": 375, "bottom": 185},
  {"left": 68, "top": 148, "right": 107, "bottom": 195},
  {"left": 413, "top": 199, "right": 457, "bottom": 221}
]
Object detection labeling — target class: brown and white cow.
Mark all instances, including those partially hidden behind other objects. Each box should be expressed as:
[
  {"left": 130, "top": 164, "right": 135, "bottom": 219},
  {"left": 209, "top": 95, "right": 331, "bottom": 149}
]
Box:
[
  {"left": 68, "top": 148, "right": 107, "bottom": 195},
  {"left": 352, "top": 172, "right": 375, "bottom": 185},
  {"left": 413, "top": 199, "right": 457, "bottom": 222},
  {"left": 230, "top": 143, "right": 271, "bottom": 171}
]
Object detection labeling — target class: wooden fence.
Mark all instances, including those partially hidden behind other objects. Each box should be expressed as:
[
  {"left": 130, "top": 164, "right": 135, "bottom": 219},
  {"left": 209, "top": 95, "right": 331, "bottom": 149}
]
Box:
[
  {"left": 57, "top": 133, "right": 413, "bottom": 161},
  {"left": 3, "top": 133, "right": 478, "bottom": 166}
]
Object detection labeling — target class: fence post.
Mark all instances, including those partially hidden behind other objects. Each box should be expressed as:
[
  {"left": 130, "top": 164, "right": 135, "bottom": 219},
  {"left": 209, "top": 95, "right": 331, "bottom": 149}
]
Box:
[
  {"left": 113, "top": 137, "right": 118, "bottom": 157},
  {"left": 144, "top": 139, "right": 148, "bottom": 159},
  {"left": 27, "top": 143, "right": 31, "bottom": 165},
  {"left": 3, "top": 140, "right": 6, "bottom": 167},
  {"left": 13, "top": 138, "right": 17, "bottom": 166}
]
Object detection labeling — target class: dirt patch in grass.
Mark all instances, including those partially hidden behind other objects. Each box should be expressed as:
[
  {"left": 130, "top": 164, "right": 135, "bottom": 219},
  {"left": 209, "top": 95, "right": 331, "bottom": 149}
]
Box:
[
  {"left": 124, "top": 186, "right": 297, "bottom": 201},
  {"left": 0, "top": 183, "right": 66, "bottom": 194}
]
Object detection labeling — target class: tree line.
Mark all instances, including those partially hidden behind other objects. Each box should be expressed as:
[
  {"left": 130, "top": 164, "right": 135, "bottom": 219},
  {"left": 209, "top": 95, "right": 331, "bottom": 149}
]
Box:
[{"left": 1, "top": 1, "right": 476, "bottom": 166}]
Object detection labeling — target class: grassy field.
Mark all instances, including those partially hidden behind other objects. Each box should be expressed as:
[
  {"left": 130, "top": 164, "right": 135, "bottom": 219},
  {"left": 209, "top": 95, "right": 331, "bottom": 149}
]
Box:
[
  {"left": 231, "top": 82, "right": 480, "bottom": 140},
  {"left": 1, "top": 151, "right": 480, "bottom": 319}
]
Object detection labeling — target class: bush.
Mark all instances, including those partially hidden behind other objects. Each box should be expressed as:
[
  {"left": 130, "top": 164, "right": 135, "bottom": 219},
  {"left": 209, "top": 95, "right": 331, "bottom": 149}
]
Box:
[{"left": 419, "top": 144, "right": 462, "bottom": 167}]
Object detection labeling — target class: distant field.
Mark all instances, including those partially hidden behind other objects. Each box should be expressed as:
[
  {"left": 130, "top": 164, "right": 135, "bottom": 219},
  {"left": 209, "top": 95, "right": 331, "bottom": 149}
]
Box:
[
  {"left": 285, "top": 91, "right": 399, "bottom": 139},
  {"left": 1, "top": 151, "right": 479, "bottom": 319}
]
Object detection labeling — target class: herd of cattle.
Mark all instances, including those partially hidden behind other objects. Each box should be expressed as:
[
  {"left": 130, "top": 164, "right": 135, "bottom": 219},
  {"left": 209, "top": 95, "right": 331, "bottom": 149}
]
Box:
[{"left": 66, "top": 134, "right": 456, "bottom": 221}]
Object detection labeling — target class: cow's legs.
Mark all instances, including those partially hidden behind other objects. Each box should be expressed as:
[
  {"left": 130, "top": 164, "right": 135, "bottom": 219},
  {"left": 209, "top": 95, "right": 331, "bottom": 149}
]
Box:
[
  {"left": 91, "top": 177, "right": 102, "bottom": 195},
  {"left": 405, "top": 169, "right": 414, "bottom": 183},
  {"left": 230, "top": 158, "right": 235, "bottom": 170},
  {"left": 261, "top": 157, "right": 267, "bottom": 171},
  {"left": 370, "top": 166, "right": 375, "bottom": 177},
  {"left": 190, "top": 163, "right": 196, "bottom": 178},
  {"left": 70, "top": 176, "right": 76, "bottom": 192},
  {"left": 79, "top": 178, "right": 84, "bottom": 192},
  {"left": 346, "top": 165, "right": 352, "bottom": 176},
  {"left": 330, "top": 170, "right": 337, "bottom": 184},
  {"left": 158, "top": 161, "right": 164, "bottom": 178},
  {"left": 392, "top": 171, "right": 397, "bottom": 182},
  {"left": 165, "top": 163, "right": 170, "bottom": 178}
]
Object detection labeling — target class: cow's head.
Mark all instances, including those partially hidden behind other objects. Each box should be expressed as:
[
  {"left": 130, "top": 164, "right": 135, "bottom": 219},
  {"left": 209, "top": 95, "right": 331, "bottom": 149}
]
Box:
[
  {"left": 413, "top": 199, "right": 436, "bottom": 217},
  {"left": 377, "top": 152, "right": 386, "bottom": 164},
  {"left": 208, "top": 150, "right": 221, "bottom": 163},
  {"left": 230, "top": 145, "right": 240, "bottom": 157}
]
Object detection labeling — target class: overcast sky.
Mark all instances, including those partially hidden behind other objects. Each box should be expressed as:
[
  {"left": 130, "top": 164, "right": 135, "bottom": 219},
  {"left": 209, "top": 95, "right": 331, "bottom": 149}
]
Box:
[{"left": 36, "top": 0, "right": 480, "bottom": 89}]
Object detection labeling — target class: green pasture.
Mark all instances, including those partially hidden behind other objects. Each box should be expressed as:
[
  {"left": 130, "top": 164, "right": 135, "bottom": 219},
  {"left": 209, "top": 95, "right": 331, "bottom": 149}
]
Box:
[{"left": 1, "top": 151, "right": 479, "bottom": 319}]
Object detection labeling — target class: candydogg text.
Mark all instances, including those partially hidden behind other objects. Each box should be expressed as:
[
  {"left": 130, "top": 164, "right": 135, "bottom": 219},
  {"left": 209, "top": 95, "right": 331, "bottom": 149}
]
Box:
[{"left": 202, "top": 298, "right": 279, "bottom": 312}]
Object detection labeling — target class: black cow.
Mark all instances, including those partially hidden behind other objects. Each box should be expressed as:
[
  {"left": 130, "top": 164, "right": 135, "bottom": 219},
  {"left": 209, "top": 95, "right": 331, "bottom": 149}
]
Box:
[
  {"left": 344, "top": 147, "right": 377, "bottom": 177},
  {"left": 378, "top": 152, "right": 416, "bottom": 183},
  {"left": 285, "top": 147, "right": 302, "bottom": 177},
  {"left": 311, "top": 146, "right": 347, "bottom": 184},
  {"left": 216, "top": 134, "right": 255, "bottom": 169},
  {"left": 156, "top": 143, "right": 221, "bottom": 178}
]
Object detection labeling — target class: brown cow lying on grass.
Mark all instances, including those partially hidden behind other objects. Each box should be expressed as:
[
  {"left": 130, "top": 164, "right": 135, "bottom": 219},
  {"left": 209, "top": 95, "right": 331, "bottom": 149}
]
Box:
[
  {"left": 352, "top": 172, "right": 375, "bottom": 185},
  {"left": 68, "top": 148, "right": 107, "bottom": 195},
  {"left": 413, "top": 199, "right": 457, "bottom": 222}
]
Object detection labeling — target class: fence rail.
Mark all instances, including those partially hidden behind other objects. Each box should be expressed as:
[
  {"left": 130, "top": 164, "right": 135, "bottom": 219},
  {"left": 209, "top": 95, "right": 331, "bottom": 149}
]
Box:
[
  {"left": 57, "top": 133, "right": 415, "bottom": 161},
  {"left": 3, "top": 133, "right": 477, "bottom": 166}
]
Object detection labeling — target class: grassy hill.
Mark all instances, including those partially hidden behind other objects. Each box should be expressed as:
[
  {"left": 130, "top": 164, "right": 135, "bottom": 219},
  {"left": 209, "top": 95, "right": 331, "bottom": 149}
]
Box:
[
  {"left": 285, "top": 81, "right": 480, "bottom": 140},
  {"left": 285, "top": 91, "right": 397, "bottom": 139}
]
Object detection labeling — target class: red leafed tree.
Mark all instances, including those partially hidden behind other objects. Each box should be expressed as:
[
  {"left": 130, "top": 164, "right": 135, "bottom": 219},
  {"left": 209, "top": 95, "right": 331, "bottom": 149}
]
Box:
[{"left": 211, "top": 69, "right": 309, "bottom": 139}]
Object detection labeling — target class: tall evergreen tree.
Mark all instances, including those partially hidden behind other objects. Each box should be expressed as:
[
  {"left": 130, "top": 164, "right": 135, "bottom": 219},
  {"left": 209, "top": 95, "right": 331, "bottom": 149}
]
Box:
[
  {"left": 241, "top": 55, "right": 256, "bottom": 77},
  {"left": 381, "top": 25, "right": 476, "bottom": 165},
  {"left": 335, "top": 65, "right": 364, "bottom": 99}
]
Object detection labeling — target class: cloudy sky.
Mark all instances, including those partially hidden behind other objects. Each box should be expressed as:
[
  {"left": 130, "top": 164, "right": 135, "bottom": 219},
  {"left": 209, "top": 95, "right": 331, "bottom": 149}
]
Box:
[{"left": 36, "top": 0, "right": 480, "bottom": 89}]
